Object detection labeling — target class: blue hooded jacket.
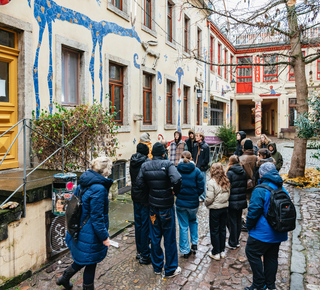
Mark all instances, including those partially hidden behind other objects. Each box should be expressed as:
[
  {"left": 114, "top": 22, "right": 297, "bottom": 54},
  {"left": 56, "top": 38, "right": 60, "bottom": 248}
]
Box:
[
  {"left": 246, "top": 169, "right": 288, "bottom": 243},
  {"left": 176, "top": 162, "right": 204, "bottom": 208},
  {"left": 66, "top": 169, "right": 113, "bottom": 265}
]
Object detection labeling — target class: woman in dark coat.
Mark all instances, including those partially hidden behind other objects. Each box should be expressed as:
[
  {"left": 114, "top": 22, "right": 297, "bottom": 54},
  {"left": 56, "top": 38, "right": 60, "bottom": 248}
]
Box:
[
  {"left": 57, "top": 157, "right": 113, "bottom": 290},
  {"left": 226, "top": 155, "right": 247, "bottom": 249}
]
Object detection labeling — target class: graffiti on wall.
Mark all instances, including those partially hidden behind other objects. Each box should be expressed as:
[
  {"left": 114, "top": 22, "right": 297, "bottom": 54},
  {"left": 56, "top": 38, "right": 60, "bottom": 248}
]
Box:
[
  {"left": 175, "top": 67, "right": 184, "bottom": 132},
  {"left": 0, "top": 0, "right": 11, "bottom": 5},
  {"left": 30, "top": 0, "right": 141, "bottom": 117}
]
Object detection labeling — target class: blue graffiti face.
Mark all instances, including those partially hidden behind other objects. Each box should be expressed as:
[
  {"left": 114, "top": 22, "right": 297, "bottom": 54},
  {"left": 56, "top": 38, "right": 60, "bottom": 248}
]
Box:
[{"left": 175, "top": 67, "right": 184, "bottom": 88}]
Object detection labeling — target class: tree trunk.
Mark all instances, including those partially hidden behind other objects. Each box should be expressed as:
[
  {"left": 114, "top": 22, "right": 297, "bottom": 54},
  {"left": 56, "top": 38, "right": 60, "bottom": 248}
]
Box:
[{"left": 287, "top": 4, "right": 309, "bottom": 178}]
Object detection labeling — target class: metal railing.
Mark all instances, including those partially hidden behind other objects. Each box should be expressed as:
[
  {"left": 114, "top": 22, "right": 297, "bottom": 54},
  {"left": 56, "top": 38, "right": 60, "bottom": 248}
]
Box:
[{"left": 0, "top": 119, "right": 92, "bottom": 217}]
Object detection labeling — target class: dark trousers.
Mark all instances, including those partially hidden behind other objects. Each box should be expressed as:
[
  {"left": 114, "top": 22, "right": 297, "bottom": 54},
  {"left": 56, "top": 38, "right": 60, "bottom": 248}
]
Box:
[
  {"left": 133, "top": 202, "right": 150, "bottom": 258},
  {"left": 245, "top": 236, "right": 280, "bottom": 289},
  {"left": 149, "top": 206, "right": 178, "bottom": 276},
  {"left": 209, "top": 208, "right": 228, "bottom": 255},
  {"left": 71, "top": 262, "right": 97, "bottom": 285},
  {"left": 227, "top": 208, "right": 242, "bottom": 247}
]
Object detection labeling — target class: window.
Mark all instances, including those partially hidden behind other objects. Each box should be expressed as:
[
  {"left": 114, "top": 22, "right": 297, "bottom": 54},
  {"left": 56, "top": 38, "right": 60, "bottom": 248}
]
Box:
[
  {"left": 112, "top": 0, "right": 122, "bottom": 10},
  {"left": 196, "top": 98, "right": 200, "bottom": 125},
  {"left": 183, "top": 86, "right": 189, "bottom": 124},
  {"left": 263, "top": 54, "right": 278, "bottom": 82},
  {"left": 166, "top": 80, "right": 173, "bottom": 124},
  {"left": 144, "top": 0, "right": 151, "bottom": 29},
  {"left": 210, "top": 100, "right": 224, "bottom": 126},
  {"left": 289, "top": 98, "right": 297, "bottom": 127},
  {"left": 218, "top": 43, "right": 221, "bottom": 76},
  {"left": 224, "top": 49, "right": 228, "bottom": 79},
  {"left": 237, "top": 56, "right": 253, "bottom": 93},
  {"left": 109, "top": 161, "right": 126, "bottom": 189},
  {"left": 184, "top": 15, "right": 190, "bottom": 53},
  {"left": 109, "top": 63, "right": 123, "bottom": 124},
  {"left": 62, "top": 47, "right": 80, "bottom": 105},
  {"left": 230, "top": 55, "right": 233, "bottom": 82},
  {"left": 210, "top": 36, "right": 214, "bottom": 71},
  {"left": 143, "top": 73, "right": 152, "bottom": 124},
  {"left": 197, "top": 28, "right": 202, "bottom": 58},
  {"left": 167, "top": 1, "right": 173, "bottom": 42}
]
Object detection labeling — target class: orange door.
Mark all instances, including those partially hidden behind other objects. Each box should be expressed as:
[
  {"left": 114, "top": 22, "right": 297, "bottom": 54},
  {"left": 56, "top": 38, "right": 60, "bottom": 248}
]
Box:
[{"left": 0, "top": 28, "right": 19, "bottom": 170}]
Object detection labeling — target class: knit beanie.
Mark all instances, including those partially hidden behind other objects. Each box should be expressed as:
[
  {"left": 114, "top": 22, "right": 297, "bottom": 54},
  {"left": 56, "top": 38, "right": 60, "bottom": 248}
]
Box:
[
  {"left": 137, "top": 143, "right": 149, "bottom": 156},
  {"left": 259, "top": 162, "right": 276, "bottom": 177},
  {"left": 151, "top": 142, "right": 166, "bottom": 156},
  {"left": 244, "top": 139, "right": 253, "bottom": 150},
  {"left": 140, "top": 132, "right": 151, "bottom": 142}
]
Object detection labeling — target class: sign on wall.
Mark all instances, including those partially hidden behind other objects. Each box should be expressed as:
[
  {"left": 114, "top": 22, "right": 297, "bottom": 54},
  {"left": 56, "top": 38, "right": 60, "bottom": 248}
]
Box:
[{"left": 255, "top": 56, "right": 260, "bottom": 82}]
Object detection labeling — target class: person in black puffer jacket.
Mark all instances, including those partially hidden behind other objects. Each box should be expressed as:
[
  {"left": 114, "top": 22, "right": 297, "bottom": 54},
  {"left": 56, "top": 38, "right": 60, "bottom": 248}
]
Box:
[
  {"left": 226, "top": 155, "right": 247, "bottom": 249},
  {"left": 136, "top": 142, "right": 182, "bottom": 278},
  {"left": 130, "top": 143, "right": 151, "bottom": 265},
  {"left": 234, "top": 131, "right": 246, "bottom": 156}
]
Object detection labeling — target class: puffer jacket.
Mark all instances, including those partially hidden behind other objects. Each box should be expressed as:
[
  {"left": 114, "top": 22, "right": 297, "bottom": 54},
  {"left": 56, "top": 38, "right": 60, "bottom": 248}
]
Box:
[
  {"left": 65, "top": 170, "right": 113, "bottom": 265},
  {"left": 135, "top": 156, "right": 181, "bottom": 209},
  {"left": 176, "top": 162, "right": 204, "bottom": 209},
  {"left": 234, "top": 131, "right": 246, "bottom": 156},
  {"left": 268, "top": 142, "right": 283, "bottom": 171},
  {"left": 246, "top": 169, "right": 288, "bottom": 243},
  {"left": 192, "top": 141, "right": 210, "bottom": 172},
  {"left": 239, "top": 150, "right": 257, "bottom": 184},
  {"left": 226, "top": 164, "right": 247, "bottom": 210},
  {"left": 130, "top": 152, "right": 149, "bottom": 204},
  {"left": 205, "top": 178, "right": 230, "bottom": 209}
]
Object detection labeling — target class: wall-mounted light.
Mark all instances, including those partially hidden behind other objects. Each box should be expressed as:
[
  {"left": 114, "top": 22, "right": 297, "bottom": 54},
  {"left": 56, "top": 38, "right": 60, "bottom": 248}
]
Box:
[
  {"left": 197, "top": 89, "right": 202, "bottom": 98},
  {"left": 230, "top": 79, "right": 236, "bottom": 90}
]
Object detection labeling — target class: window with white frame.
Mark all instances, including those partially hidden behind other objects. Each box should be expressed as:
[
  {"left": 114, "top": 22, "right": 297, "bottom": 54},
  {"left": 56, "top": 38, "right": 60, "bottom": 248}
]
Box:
[
  {"left": 142, "top": 0, "right": 156, "bottom": 35},
  {"left": 108, "top": 0, "right": 129, "bottom": 21}
]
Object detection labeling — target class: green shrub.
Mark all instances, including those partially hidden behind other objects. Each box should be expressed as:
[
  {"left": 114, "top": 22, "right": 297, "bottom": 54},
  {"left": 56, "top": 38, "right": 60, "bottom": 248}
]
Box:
[{"left": 216, "top": 124, "right": 237, "bottom": 154}]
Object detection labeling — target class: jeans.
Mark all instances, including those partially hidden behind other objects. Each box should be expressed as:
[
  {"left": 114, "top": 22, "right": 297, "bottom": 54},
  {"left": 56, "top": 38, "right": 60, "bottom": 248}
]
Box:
[
  {"left": 133, "top": 202, "right": 150, "bottom": 258},
  {"left": 176, "top": 206, "right": 199, "bottom": 254},
  {"left": 227, "top": 208, "right": 242, "bottom": 247},
  {"left": 71, "top": 262, "right": 97, "bottom": 285},
  {"left": 149, "top": 206, "right": 178, "bottom": 276},
  {"left": 199, "top": 170, "right": 207, "bottom": 200},
  {"left": 245, "top": 236, "right": 280, "bottom": 289},
  {"left": 209, "top": 208, "right": 228, "bottom": 255}
]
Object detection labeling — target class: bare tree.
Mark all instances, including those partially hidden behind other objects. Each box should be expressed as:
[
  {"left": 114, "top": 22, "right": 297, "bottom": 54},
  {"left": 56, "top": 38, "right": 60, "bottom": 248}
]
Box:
[{"left": 185, "top": 0, "right": 320, "bottom": 178}]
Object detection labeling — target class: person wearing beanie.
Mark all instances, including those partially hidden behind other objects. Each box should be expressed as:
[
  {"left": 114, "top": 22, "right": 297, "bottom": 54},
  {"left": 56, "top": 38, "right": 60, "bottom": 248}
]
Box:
[
  {"left": 169, "top": 131, "right": 186, "bottom": 166},
  {"left": 192, "top": 132, "right": 210, "bottom": 201},
  {"left": 139, "top": 132, "right": 152, "bottom": 159},
  {"left": 136, "top": 142, "right": 182, "bottom": 278},
  {"left": 226, "top": 155, "right": 247, "bottom": 249},
  {"left": 234, "top": 131, "right": 246, "bottom": 156},
  {"left": 185, "top": 129, "right": 196, "bottom": 155},
  {"left": 129, "top": 143, "right": 151, "bottom": 265},
  {"left": 245, "top": 162, "right": 288, "bottom": 290}
]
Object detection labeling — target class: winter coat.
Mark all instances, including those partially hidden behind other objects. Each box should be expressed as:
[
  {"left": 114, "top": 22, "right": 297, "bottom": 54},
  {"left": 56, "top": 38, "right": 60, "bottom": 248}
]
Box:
[
  {"left": 185, "top": 129, "right": 196, "bottom": 155},
  {"left": 226, "top": 164, "right": 247, "bottom": 210},
  {"left": 239, "top": 150, "right": 257, "bottom": 184},
  {"left": 234, "top": 131, "right": 246, "bottom": 156},
  {"left": 192, "top": 141, "right": 210, "bottom": 172},
  {"left": 176, "top": 162, "right": 204, "bottom": 209},
  {"left": 130, "top": 152, "right": 149, "bottom": 204},
  {"left": 169, "top": 140, "right": 186, "bottom": 166},
  {"left": 205, "top": 178, "right": 230, "bottom": 209},
  {"left": 135, "top": 156, "right": 181, "bottom": 209},
  {"left": 246, "top": 169, "right": 288, "bottom": 243},
  {"left": 65, "top": 170, "right": 113, "bottom": 265},
  {"left": 269, "top": 142, "right": 283, "bottom": 171}
]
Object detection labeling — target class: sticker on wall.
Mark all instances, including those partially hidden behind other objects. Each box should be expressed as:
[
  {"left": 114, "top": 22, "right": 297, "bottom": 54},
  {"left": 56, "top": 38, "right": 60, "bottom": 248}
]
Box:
[
  {"left": 0, "top": 0, "right": 11, "bottom": 5},
  {"left": 157, "top": 71, "right": 162, "bottom": 84},
  {"left": 134, "top": 53, "right": 140, "bottom": 69},
  {"left": 164, "top": 54, "right": 168, "bottom": 62},
  {"left": 158, "top": 96, "right": 161, "bottom": 101},
  {"left": 133, "top": 138, "right": 136, "bottom": 145},
  {"left": 30, "top": 0, "right": 141, "bottom": 118}
]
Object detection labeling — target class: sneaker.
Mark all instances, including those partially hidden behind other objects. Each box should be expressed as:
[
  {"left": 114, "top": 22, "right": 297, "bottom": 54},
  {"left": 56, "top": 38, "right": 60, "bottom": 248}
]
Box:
[
  {"left": 183, "top": 251, "right": 192, "bottom": 259},
  {"left": 225, "top": 243, "right": 236, "bottom": 250},
  {"left": 199, "top": 197, "right": 205, "bottom": 202},
  {"left": 220, "top": 251, "right": 226, "bottom": 259},
  {"left": 154, "top": 270, "right": 162, "bottom": 275},
  {"left": 139, "top": 256, "right": 151, "bottom": 265},
  {"left": 209, "top": 253, "right": 220, "bottom": 260},
  {"left": 165, "top": 266, "right": 181, "bottom": 278},
  {"left": 236, "top": 243, "right": 240, "bottom": 248},
  {"left": 136, "top": 252, "right": 141, "bottom": 260},
  {"left": 191, "top": 244, "right": 197, "bottom": 253}
]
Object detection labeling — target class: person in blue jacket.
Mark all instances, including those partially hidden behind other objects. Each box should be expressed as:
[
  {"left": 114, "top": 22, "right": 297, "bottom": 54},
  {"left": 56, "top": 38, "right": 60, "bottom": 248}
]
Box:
[
  {"left": 57, "top": 157, "right": 113, "bottom": 290},
  {"left": 245, "top": 162, "right": 288, "bottom": 290},
  {"left": 176, "top": 151, "right": 204, "bottom": 258}
]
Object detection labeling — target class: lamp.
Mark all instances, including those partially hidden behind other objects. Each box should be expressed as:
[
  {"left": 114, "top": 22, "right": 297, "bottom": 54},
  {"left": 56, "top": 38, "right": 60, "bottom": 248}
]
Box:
[
  {"left": 197, "top": 89, "right": 202, "bottom": 98},
  {"left": 230, "top": 79, "right": 236, "bottom": 90}
]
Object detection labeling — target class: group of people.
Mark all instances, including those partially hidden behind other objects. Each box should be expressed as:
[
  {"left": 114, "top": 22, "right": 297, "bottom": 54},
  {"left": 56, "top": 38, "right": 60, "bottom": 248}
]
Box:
[{"left": 57, "top": 129, "right": 288, "bottom": 290}]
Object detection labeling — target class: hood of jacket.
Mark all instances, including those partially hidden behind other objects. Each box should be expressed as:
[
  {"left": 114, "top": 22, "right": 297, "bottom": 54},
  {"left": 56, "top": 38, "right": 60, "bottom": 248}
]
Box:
[
  {"left": 268, "top": 142, "right": 277, "bottom": 153},
  {"left": 257, "top": 157, "right": 275, "bottom": 167},
  {"left": 237, "top": 131, "right": 247, "bottom": 142},
  {"left": 228, "top": 163, "right": 245, "bottom": 175},
  {"left": 79, "top": 169, "right": 113, "bottom": 190},
  {"left": 259, "top": 168, "right": 283, "bottom": 187},
  {"left": 188, "top": 129, "right": 195, "bottom": 139},
  {"left": 177, "top": 162, "right": 196, "bottom": 174},
  {"left": 130, "top": 152, "right": 148, "bottom": 169}
]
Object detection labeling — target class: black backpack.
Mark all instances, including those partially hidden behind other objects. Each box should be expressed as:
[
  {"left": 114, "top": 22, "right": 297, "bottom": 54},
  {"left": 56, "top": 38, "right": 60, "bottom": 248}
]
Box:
[
  {"left": 256, "top": 184, "right": 296, "bottom": 233},
  {"left": 65, "top": 189, "right": 89, "bottom": 240}
]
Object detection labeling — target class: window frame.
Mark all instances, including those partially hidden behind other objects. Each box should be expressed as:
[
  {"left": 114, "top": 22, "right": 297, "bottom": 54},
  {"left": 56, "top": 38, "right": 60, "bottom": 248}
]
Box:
[
  {"left": 144, "top": 0, "right": 152, "bottom": 29},
  {"left": 289, "top": 98, "right": 297, "bottom": 127},
  {"left": 109, "top": 62, "right": 124, "bottom": 125},
  {"left": 210, "top": 100, "right": 224, "bottom": 126},
  {"left": 167, "top": 1, "right": 173, "bottom": 43},
  {"left": 61, "top": 47, "right": 80, "bottom": 106},
  {"left": 210, "top": 36, "right": 214, "bottom": 71},
  {"left": 112, "top": 0, "right": 122, "bottom": 10},
  {"left": 230, "top": 55, "right": 233, "bottom": 82},
  {"left": 218, "top": 43, "right": 221, "bottom": 76},
  {"left": 166, "top": 80, "right": 173, "bottom": 124},
  {"left": 183, "top": 86, "right": 188, "bottom": 125},
  {"left": 197, "top": 27, "right": 202, "bottom": 59},
  {"left": 236, "top": 56, "right": 253, "bottom": 94},
  {"left": 184, "top": 15, "right": 190, "bottom": 54},
  {"left": 143, "top": 73, "right": 153, "bottom": 125},
  {"left": 224, "top": 49, "right": 228, "bottom": 80},
  {"left": 263, "top": 54, "right": 278, "bottom": 82}
]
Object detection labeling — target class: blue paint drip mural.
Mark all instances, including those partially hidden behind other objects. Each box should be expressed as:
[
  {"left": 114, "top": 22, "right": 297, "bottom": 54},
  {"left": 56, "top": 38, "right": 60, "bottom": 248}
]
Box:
[
  {"left": 157, "top": 71, "right": 162, "bottom": 84},
  {"left": 175, "top": 67, "right": 184, "bottom": 132},
  {"left": 31, "top": 0, "right": 141, "bottom": 117},
  {"left": 133, "top": 53, "right": 140, "bottom": 69}
]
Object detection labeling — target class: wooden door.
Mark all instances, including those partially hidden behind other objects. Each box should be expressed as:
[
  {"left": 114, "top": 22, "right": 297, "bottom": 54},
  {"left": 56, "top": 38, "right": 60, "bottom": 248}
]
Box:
[{"left": 0, "top": 28, "right": 19, "bottom": 170}]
